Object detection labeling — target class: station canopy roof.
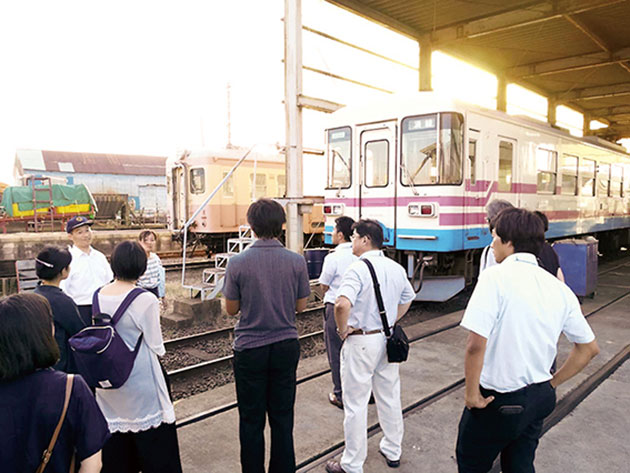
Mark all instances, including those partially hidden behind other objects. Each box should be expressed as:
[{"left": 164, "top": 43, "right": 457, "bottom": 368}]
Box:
[{"left": 326, "top": 0, "right": 630, "bottom": 140}]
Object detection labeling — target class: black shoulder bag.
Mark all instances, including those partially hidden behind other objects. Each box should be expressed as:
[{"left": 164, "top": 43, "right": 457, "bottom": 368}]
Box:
[{"left": 362, "top": 259, "right": 409, "bottom": 363}]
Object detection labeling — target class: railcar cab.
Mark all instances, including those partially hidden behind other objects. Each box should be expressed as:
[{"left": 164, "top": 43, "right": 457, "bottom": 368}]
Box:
[{"left": 323, "top": 94, "right": 481, "bottom": 301}]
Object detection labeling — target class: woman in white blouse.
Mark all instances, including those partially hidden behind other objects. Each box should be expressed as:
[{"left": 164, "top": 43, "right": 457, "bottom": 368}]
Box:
[
  {"left": 136, "top": 230, "right": 165, "bottom": 301},
  {"left": 96, "top": 240, "right": 182, "bottom": 473}
]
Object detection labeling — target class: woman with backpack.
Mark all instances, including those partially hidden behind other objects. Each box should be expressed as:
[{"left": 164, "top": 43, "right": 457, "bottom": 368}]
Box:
[
  {"left": 95, "top": 240, "right": 182, "bottom": 473},
  {"left": 0, "top": 293, "right": 109, "bottom": 472},
  {"left": 33, "top": 246, "right": 85, "bottom": 373}
]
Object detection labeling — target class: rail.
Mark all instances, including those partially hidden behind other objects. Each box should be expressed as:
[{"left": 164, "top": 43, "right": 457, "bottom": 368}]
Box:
[{"left": 180, "top": 146, "right": 257, "bottom": 288}]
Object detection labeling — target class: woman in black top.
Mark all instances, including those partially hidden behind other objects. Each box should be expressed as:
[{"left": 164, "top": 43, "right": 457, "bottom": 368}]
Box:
[
  {"left": 33, "top": 246, "right": 85, "bottom": 372},
  {"left": 534, "top": 211, "right": 565, "bottom": 282},
  {"left": 0, "top": 293, "right": 110, "bottom": 472}
]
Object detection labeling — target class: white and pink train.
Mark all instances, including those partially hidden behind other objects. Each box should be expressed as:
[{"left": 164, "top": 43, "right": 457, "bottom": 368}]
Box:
[{"left": 322, "top": 92, "right": 630, "bottom": 301}]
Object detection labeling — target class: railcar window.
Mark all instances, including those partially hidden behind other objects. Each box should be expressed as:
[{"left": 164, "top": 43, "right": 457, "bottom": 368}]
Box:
[
  {"left": 327, "top": 127, "right": 352, "bottom": 189},
  {"left": 561, "top": 155, "right": 578, "bottom": 195},
  {"left": 190, "top": 168, "right": 205, "bottom": 195},
  {"left": 536, "top": 149, "right": 557, "bottom": 194},
  {"left": 364, "top": 140, "right": 388, "bottom": 187},
  {"left": 624, "top": 165, "right": 630, "bottom": 197},
  {"left": 249, "top": 174, "right": 267, "bottom": 199},
  {"left": 498, "top": 141, "right": 513, "bottom": 192},
  {"left": 580, "top": 159, "right": 596, "bottom": 196},
  {"left": 401, "top": 112, "right": 463, "bottom": 186},
  {"left": 222, "top": 172, "right": 234, "bottom": 197},
  {"left": 468, "top": 140, "right": 477, "bottom": 185},
  {"left": 611, "top": 165, "right": 623, "bottom": 197},
  {"left": 278, "top": 175, "right": 286, "bottom": 197},
  {"left": 597, "top": 163, "right": 611, "bottom": 197}
]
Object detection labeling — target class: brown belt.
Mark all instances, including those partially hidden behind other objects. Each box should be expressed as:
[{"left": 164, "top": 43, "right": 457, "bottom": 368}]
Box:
[{"left": 347, "top": 329, "right": 384, "bottom": 336}]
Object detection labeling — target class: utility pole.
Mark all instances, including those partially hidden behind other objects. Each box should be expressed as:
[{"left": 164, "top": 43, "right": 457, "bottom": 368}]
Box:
[{"left": 284, "top": 0, "right": 304, "bottom": 254}]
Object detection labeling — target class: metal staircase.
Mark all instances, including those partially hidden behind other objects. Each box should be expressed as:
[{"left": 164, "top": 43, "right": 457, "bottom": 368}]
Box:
[{"left": 198, "top": 225, "right": 255, "bottom": 300}]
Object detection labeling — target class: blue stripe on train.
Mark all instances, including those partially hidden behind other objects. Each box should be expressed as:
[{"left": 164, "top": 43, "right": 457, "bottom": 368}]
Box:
[{"left": 326, "top": 216, "right": 630, "bottom": 252}]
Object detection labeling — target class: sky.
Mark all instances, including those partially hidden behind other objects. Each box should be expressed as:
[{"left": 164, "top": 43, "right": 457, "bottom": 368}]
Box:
[{"left": 0, "top": 0, "right": 626, "bottom": 188}]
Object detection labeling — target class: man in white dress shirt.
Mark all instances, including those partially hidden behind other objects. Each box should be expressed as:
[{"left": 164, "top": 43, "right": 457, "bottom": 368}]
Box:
[
  {"left": 457, "top": 208, "right": 599, "bottom": 473},
  {"left": 60, "top": 216, "right": 113, "bottom": 325},
  {"left": 479, "top": 199, "right": 513, "bottom": 273},
  {"left": 326, "top": 219, "right": 416, "bottom": 473},
  {"left": 319, "top": 216, "right": 356, "bottom": 408}
]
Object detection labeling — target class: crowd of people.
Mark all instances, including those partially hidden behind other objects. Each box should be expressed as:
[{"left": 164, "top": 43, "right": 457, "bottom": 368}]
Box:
[
  {"left": 1, "top": 216, "right": 178, "bottom": 473},
  {"left": 0, "top": 198, "right": 601, "bottom": 473}
]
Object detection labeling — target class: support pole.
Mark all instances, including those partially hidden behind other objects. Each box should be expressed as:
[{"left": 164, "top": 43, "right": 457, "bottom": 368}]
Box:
[
  {"left": 284, "top": 0, "right": 304, "bottom": 254},
  {"left": 419, "top": 41, "right": 432, "bottom": 91},
  {"left": 548, "top": 98, "right": 557, "bottom": 126},
  {"left": 583, "top": 112, "right": 591, "bottom": 136},
  {"left": 497, "top": 76, "right": 507, "bottom": 112}
]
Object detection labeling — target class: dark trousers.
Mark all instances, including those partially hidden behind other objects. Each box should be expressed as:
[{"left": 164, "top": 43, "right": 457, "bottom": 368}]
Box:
[
  {"left": 101, "top": 422, "right": 183, "bottom": 473},
  {"left": 233, "top": 338, "right": 301, "bottom": 473},
  {"left": 323, "top": 302, "right": 343, "bottom": 399},
  {"left": 456, "top": 381, "right": 556, "bottom": 473},
  {"left": 77, "top": 305, "right": 92, "bottom": 326}
]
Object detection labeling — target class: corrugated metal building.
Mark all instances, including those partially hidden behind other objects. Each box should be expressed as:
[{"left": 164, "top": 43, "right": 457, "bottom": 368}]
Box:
[{"left": 13, "top": 149, "right": 167, "bottom": 215}]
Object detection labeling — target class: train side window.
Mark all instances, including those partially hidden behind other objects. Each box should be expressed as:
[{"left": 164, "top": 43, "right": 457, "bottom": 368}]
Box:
[
  {"left": 190, "top": 168, "right": 205, "bottom": 195},
  {"left": 536, "top": 148, "right": 557, "bottom": 194},
  {"left": 560, "top": 154, "right": 578, "bottom": 195},
  {"left": 624, "top": 165, "right": 630, "bottom": 197},
  {"left": 597, "top": 163, "right": 610, "bottom": 197},
  {"left": 278, "top": 175, "right": 286, "bottom": 197},
  {"left": 249, "top": 174, "right": 267, "bottom": 198},
  {"left": 364, "top": 140, "right": 388, "bottom": 187},
  {"left": 611, "top": 165, "right": 623, "bottom": 197},
  {"left": 327, "top": 127, "right": 352, "bottom": 189},
  {"left": 498, "top": 141, "right": 513, "bottom": 192},
  {"left": 468, "top": 140, "right": 477, "bottom": 185},
  {"left": 222, "top": 172, "right": 234, "bottom": 197},
  {"left": 580, "top": 159, "right": 596, "bottom": 196}
]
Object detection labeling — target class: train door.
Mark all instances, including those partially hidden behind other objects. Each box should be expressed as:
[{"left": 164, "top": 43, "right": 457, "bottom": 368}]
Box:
[
  {"left": 358, "top": 122, "right": 396, "bottom": 245},
  {"left": 464, "top": 129, "right": 485, "bottom": 243},
  {"left": 219, "top": 168, "right": 237, "bottom": 228},
  {"left": 171, "top": 165, "right": 187, "bottom": 229}
]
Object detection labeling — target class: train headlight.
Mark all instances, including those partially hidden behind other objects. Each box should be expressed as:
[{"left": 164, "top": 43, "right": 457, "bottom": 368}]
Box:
[
  {"left": 408, "top": 203, "right": 436, "bottom": 217},
  {"left": 324, "top": 204, "right": 344, "bottom": 215}
]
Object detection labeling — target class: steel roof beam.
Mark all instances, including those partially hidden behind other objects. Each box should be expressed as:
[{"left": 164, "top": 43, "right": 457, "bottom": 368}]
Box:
[
  {"left": 419, "top": 0, "right": 626, "bottom": 46},
  {"left": 556, "top": 82, "right": 630, "bottom": 101},
  {"left": 563, "top": 14, "right": 630, "bottom": 76},
  {"left": 588, "top": 105, "right": 630, "bottom": 116},
  {"left": 507, "top": 47, "right": 630, "bottom": 78},
  {"left": 324, "top": 0, "right": 420, "bottom": 40}
]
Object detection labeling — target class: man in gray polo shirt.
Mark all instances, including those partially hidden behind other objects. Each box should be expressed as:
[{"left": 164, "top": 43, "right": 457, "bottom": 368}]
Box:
[{"left": 223, "top": 198, "right": 311, "bottom": 473}]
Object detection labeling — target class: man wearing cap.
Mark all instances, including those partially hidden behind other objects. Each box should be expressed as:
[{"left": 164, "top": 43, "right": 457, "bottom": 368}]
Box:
[{"left": 60, "top": 216, "right": 113, "bottom": 325}]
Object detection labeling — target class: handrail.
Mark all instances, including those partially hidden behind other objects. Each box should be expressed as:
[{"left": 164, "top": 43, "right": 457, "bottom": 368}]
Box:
[{"left": 181, "top": 145, "right": 256, "bottom": 287}]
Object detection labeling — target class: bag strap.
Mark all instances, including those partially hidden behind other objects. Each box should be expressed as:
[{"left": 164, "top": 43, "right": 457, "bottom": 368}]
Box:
[
  {"left": 362, "top": 259, "right": 392, "bottom": 338},
  {"left": 111, "top": 287, "right": 147, "bottom": 326},
  {"left": 36, "top": 374, "right": 74, "bottom": 473},
  {"left": 91, "top": 287, "right": 102, "bottom": 317}
]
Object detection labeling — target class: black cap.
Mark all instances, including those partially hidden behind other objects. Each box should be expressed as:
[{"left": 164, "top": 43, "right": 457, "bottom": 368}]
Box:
[{"left": 66, "top": 216, "right": 93, "bottom": 233}]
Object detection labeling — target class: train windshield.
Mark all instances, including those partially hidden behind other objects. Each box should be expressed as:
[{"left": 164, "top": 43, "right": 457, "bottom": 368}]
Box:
[
  {"left": 327, "top": 127, "right": 352, "bottom": 189},
  {"left": 401, "top": 113, "right": 463, "bottom": 186}
]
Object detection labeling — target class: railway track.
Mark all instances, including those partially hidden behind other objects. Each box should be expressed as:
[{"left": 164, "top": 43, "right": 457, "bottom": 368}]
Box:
[
  {"left": 173, "top": 255, "right": 630, "bottom": 460},
  {"left": 295, "top": 285, "right": 630, "bottom": 471}
]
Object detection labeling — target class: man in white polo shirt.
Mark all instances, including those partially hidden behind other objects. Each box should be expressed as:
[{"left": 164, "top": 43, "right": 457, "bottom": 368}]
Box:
[
  {"left": 456, "top": 208, "right": 599, "bottom": 473},
  {"left": 319, "top": 216, "right": 356, "bottom": 409},
  {"left": 326, "top": 219, "right": 416, "bottom": 473},
  {"left": 60, "top": 216, "right": 113, "bottom": 325}
]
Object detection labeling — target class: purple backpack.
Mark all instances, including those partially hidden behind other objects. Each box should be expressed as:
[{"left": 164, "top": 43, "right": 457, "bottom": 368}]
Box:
[{"left": 69, "top": 287, "right": 147, "bottom": 389}]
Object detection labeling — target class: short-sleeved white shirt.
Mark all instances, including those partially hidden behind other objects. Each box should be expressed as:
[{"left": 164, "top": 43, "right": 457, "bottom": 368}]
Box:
[
  {"left": 461, "top": 252, "right": 595, "bottom": 392},
  {"left": 337, "top": 250, "right": 416, "bottom": 331},
  {"left": 60, "top": 245, "right": 114, "bottom": 306},
  {"left": 318, "top": 242, "right": 358, "bottom": 304}
]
